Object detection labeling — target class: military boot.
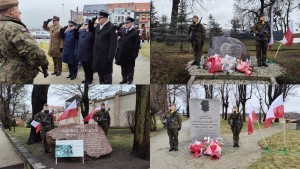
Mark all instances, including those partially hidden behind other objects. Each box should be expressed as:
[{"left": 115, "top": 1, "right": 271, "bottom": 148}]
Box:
[
  {"left": 169, "top": 147, "right": 173, "bottom": 151},
  {"left": 191, "top": 60, "right": 197, "bottom": 66},
  {"left": 262, "top": 62, "right": 268, "bottom": 67},
  {"left": 173, "top": 147, "right": 178, "bottom": 151}
]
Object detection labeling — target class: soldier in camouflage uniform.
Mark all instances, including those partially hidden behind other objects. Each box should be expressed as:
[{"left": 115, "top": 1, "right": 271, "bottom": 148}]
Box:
[
  {"left": 251, "top": 13, "right": 270, "bottom": 67},
  {"left": 0, "top": 0, "right": 49, "bottom": 84},
  {"left": 160, "top": 104, "right": 182, "bottom": 151},
  {"left": 93, "top": 103, "right": 111, "bottom": 135},
  {"left": 228, "top": 106, "right": 243, "bottom": 147},
  {"left": 34, "top": 104, "right": 54, "bottom": 153},
  {"left": 188, "top": 15, "right": 206, "bottom": 66}
]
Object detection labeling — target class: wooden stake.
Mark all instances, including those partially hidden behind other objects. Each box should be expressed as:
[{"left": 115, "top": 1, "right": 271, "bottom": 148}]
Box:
[{"left": 274, "top": 42, "right": 283, "bottom": 58}]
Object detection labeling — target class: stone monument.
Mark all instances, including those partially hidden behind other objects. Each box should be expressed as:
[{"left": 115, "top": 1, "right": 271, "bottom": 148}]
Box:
[
  {"left": 47, "top": 124, "right": 112, "bottom": 158},
  {"left": 189, "top": 99, "right": 221, "bottom": 141}
]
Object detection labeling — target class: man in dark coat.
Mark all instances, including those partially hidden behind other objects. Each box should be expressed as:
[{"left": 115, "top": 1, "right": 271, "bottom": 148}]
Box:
[
  {"left": 116, "top": 17, "right": 140, "bottom": 84},
  {"left": 93, "top": 11, "right": 117, "bottom": 84},
  {"left": 76, "top": 18, "right": 96, "bottom": 84},
  {"left": 61, "top": 21, "right": 78, "bottom": 80}
]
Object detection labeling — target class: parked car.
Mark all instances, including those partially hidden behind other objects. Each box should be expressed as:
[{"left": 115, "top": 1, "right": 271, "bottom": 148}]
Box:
[{"left": 30, "top": 31, "right": 50, "bottom": 39}]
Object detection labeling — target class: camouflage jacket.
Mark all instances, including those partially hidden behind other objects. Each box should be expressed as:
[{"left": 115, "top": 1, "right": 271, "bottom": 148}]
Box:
[
  {"left": 0, "top": 15, "right": 49, "bottom": 84},
  {"left": 160, "top": 110, "right": 182, "bottom": 129},
  {"left": 93, "top": 109, "right": 111, "bottom": 126},
  {"left": 251, "top": 21, "right": 270, "bottom": 41},
  {"left": 228, "top": 112, "right": 243, "bottom": 128},
  {"left": 34, "top": 111, "right": 54, "bottom": 131},
  {"left": 188, "top": 22, "right": 206, "bottom": 41}
]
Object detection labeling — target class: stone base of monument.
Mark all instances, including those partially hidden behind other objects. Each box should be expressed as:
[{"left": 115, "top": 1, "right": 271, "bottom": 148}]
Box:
[
  {"left": 46, "top": 124, "right": 112, "bottom": 159},
  {"left": 187, "top": 56, "right": 284, "bottom": 84}
]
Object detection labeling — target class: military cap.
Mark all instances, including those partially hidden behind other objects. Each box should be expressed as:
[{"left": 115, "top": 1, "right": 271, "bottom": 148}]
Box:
[
  {"left": 68, "top": 20, "right": 77, "bottom": 26},
  {"left": 101, "top": 103, "right": 105, "bottom": 106},
  {"left": 52, "top": 16, "right": 60, "bottom": 21},
  {"left": 83, "top": 19, "right": 91, "bottom": 24},
  {"left": 99, "top": 11, "right": 109, "bottom": 18},
  {"left": 0, "top": 0, "right": 19, "bottom": 10},
  {"left": 125, "top": 17, "right": 135, "bottom": 23}
]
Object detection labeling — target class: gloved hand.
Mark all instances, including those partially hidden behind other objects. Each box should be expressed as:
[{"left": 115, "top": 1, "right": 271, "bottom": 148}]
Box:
[
  {"left": 91, "top": 16, "right": 97, "bottom": 23},
  {"left": 257, "top": 31, "right": 263, "bottom": 37},
  {"left": 178, "top": 127, "right": 181, "bottom": 131},
  {"left": 60, "top": 48, "right": 63, "bottom": 52},
  {"left": 46, "top": 18, "right": 52, "bottom": 23},
  {"left": 42, "top": 67, "right": 49, "bottom": 78}
]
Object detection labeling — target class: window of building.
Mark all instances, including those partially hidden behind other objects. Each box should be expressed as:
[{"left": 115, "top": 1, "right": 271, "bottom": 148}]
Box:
[
  {"left": 136, "top": 16, "right": 139, "bottom": 19},
  {"left": 142, "top": 15, "right": 146, "bottom": 20},
  {"left": 143, "top": 9, "right": 145, "bottom": 11},
  {"left": 87, "top": 10, "right": 90, "bottom": 13},
  {"left": 109, "top": 9, "right": 112, "bottom": 14}
]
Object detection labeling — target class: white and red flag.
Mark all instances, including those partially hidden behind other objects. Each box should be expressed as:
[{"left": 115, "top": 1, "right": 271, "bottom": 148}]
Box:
[
  {"left": 83, "top": 106, "right": 100, "bottom": 122},
  {"left": 264, "top": 94, "right": 284, "bottom": 128},
  {"left": 281, "top": 27, "right": 294, "bottom": 47},
  {"left": 248, "top": 103, "right": 258, "bottom": 135},
  {"left": 31, "top": 120, "right": 41, "bottom": 133},
  {"left": 57, "top": 100, "right": 78, "bottom": 121}
]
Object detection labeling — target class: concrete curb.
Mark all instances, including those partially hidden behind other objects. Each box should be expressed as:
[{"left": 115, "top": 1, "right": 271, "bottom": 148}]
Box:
[{"left": 3, "top": 129, "right": 47, "bottom": 169}]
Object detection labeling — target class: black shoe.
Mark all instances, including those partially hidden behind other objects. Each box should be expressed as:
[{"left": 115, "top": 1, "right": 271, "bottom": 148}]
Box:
[
  {"left": 169, "top": 147, "right": 173, "bottom": 152},
  {"left": 66, "top": 75, "right": 72, "bottom": 78},
  {"left": 236, "top": 145, "right": 240, "bottom": 147},
  {"left": 233, "top": 145, "right": 236, "bottom": 147},
  {"left": 71, "top": 77, "right": 76, "bottom": 80},
  {"left": 127, "top": 81, "right": 132, "bottom": 84},
  {"left": 82, "top": 80, "right": 86, "bottom": 83},
  {"left": 257, "top": 64, "right": 262, "bottom": 67},
  {"left": 119, "top": 80, "right": 127, "bottom": 84},
  {"left": 174, "top": 147, "right": 178, "bottom": 151},
  {"left": 56, "top": 72, "right": 61, "bottom": 76},
  {"left": 262, "top": 63, "right": 268, "bottom": 67},
  {"left": 191, "top": 60, "right": 197, "bottom": 66},
  {"left": 51, "top": 72, "right": 57, "bottom": 75}
]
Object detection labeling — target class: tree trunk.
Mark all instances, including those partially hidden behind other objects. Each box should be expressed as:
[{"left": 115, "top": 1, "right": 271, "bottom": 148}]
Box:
[
  {"left": 170, "top": 0, "right": 180, "bottom": 28},
  {"left": 132, "top": 85, "right": 150, "bottom": 160},
  {"left": 81, "top": 83, "right": 89, "bottom": 124},
  {"left": 27, "top": 85, "right": 49, "bottom": 144}
]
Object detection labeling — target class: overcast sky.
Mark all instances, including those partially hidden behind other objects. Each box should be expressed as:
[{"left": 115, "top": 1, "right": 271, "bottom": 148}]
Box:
[
  {"left": 19, "top": 0, "right": 149, "bottom": 28},
  {"left": 173, "top": 85, "right": 300, "bottom": 113},
  {"left": 154, "top": 0, "right": 300, "bottom": 30},
  {"left": 24, "top": 85, "right": 135, "bottom": 110}
]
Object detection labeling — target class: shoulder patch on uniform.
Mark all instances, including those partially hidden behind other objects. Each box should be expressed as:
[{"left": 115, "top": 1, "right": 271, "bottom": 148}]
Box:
[{"left": 21, "top": 28, "right": 27, "bottom": 32}]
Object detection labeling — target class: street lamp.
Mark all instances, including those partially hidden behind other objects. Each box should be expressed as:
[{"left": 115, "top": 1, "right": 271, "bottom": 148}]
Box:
[{"left": 62, "top": 3, "right": 65, "bottom": 24}]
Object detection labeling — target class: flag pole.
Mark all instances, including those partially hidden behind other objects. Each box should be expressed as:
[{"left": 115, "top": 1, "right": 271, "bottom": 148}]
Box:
[
  {"left": 283, "top": 117, "right": 287, "bottom": 155},
  {"left": 256, "top": 120, "right": 268, "bottom": 148},
  {"left": 274, "top": 42, "right": 283, "bottom": 58}
]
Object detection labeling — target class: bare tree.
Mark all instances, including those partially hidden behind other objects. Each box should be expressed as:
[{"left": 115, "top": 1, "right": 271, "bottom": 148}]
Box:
[
  {"left": 216, "top": 84, "right": 230, "bottom": 120},
  {"left": 150, "top": 85, "right": 168, "bottom": 131},
  {"left": 204, "top": 84, "right": 214, "bottom": 99}
]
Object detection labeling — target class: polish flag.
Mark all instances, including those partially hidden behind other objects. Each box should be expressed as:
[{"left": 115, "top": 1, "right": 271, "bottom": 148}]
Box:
[
  {"left": 264, "top": 94, "right": 284, "bottom": 128},
  {"left": 31, "top": 120, "right": 41, "bottom": 133},
  {"left": 83, "top": 106, "right": 100, "bottom": 122},
  {"left": 248, "top": 103, "right": 258, "bottom": 135},
  {"left": 281, "top": 27, "right": 294, "bottom": 47},
  {"left": 57, "top": 100, "right": 78, "bottom": 121}
]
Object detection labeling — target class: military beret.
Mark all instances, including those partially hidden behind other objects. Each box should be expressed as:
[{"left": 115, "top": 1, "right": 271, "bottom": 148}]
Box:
[
  {"left": 83, "top": 19, "right": 91, "bottom": 24},
  {"left": 52, "top": 16, "right": 60, "bottom": 21},
  {"left": 125, "top": 17, "right": 135, "bottom": 23},
  {"left": 68, "top": 20, "right": 77, "bottom": 26},
  {"left": 0, "top": 0, "right": 19, "bottom": 10},
  {"left": 99, "top": 11, "right": 109, "bottom": 17}
]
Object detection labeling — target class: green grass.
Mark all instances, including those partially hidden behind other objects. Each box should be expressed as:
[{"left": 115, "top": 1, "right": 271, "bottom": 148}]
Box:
[
  {"left": 4, "top": 127, "right": 134, "bottom": 156},
  {"left": 140, "top": 43, "right": 150, "bottom": 60},
  {"left": 248, "top": 129, "right": 300, "bottom": 169},
  {"left": 107, "top": 129, "right": 133, "bottom": 150},
  {"left": 4, "top": 127, "right": 44, "bottom": 156}
]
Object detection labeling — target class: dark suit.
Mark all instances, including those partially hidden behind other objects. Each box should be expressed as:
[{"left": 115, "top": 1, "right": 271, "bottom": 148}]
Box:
[
  {"left": 93, "top": 21, "right": 117, "bottom": 84},
  {"left": 115, "top": 28, "right": 140, "bottom": 83},
  {"left": 76, "top": 29, "right": 94, "bottom": 83}
]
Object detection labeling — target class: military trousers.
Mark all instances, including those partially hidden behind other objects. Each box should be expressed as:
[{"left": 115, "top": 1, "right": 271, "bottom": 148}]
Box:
[
  {"left": 167, "top": 128, "right": 179, "bottom": 148},
  {"left": 192, "top": 39, "right": 204, "bottom": 62},
  {"left": 121, "top": 64, "right": 134, "bottom": 83},
  {"left": 40, "top": 130, "right": 49, "bottom": 152},
  {"left": 82, "top": 61, "right": 93, "bottom": 83},
  {"left": 98, "top": 72, "right": 112, "bottom": 84},
  {"left": 231, "top": 127, "right": 242, "bottom": 146},
  {"left": 100, "top": 125, "right": 109, "bottom": 135},
  {"left": 52, "top": 57, "right": 62, "bottom": 73},
  {"left": 256, "top": 40, "right": 268, "bottom": 65}
]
